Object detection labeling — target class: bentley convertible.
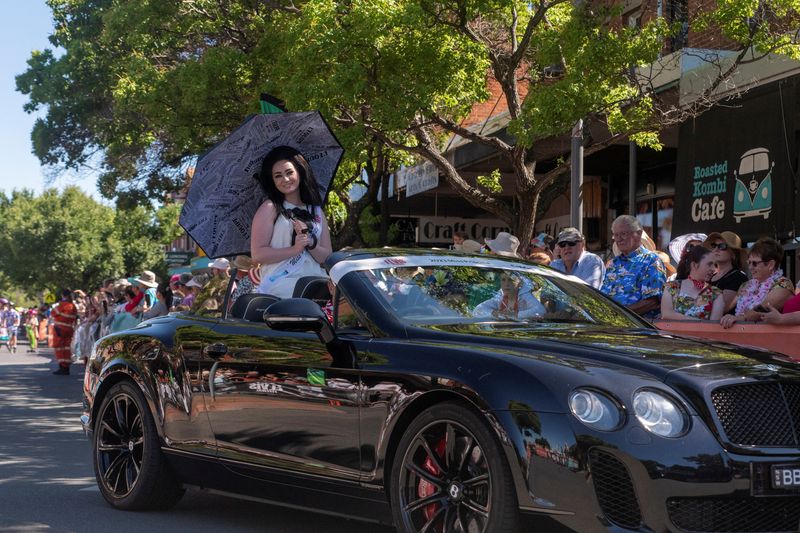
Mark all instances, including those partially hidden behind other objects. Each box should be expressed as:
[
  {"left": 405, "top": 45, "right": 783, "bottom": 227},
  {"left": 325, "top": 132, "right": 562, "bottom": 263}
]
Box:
[{"left": 82, "top": 249, "right": 800, "bottom": 532}]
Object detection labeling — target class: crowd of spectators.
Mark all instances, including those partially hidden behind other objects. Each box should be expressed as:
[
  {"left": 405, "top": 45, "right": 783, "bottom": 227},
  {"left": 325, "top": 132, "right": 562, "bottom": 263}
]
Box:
[{"left": 448, "top": 214, "right": 800, "bottom": 330}]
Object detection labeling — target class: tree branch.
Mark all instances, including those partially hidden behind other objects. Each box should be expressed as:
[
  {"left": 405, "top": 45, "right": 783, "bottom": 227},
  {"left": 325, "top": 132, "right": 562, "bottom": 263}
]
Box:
[{"left": 429, "top": 113, "right": 513, "bottom": 154}]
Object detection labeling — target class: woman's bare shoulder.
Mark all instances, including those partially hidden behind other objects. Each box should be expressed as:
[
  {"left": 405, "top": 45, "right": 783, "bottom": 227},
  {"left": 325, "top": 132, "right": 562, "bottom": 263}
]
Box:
[{"left": 254, "top": 200, "right": 279, "bottom": 218}]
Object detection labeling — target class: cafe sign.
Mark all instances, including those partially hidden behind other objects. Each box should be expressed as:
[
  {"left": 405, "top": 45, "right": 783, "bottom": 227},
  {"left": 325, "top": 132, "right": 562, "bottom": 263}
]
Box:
[{"left": 673, "top": 83, "right": 795, "bottom": 241}]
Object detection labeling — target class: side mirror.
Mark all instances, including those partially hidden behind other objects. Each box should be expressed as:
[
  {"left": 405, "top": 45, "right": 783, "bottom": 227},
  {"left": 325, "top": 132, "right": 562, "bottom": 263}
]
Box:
[{"left": 263, "top": 298, "right": 336, "bottom": 344}]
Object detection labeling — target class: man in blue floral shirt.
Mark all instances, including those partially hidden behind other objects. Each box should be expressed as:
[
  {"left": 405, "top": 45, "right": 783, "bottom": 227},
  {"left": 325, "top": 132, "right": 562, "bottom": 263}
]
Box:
[{"left": 601, "top": 215, "right": 666, "bottom": 318}]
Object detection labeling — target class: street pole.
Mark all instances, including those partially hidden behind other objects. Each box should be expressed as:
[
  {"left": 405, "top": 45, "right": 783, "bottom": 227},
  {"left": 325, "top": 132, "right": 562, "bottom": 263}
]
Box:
[
  {"left": 628, "top": 141, "right": 637, "bottom": 215},
  {"left": 570, "top": 119, "right": 583, "bottom": 232}
]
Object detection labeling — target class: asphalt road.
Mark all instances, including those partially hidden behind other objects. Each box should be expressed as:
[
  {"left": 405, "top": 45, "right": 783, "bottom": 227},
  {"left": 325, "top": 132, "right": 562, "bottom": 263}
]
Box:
[{"left": 0, "top": 345, "right": 395, "bottom": 532}]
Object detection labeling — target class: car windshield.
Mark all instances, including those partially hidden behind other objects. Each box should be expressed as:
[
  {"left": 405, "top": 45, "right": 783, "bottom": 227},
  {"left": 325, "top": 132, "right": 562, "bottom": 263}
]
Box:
[{"left": 356, "top": 262, "right": 642, "bottom": 328}]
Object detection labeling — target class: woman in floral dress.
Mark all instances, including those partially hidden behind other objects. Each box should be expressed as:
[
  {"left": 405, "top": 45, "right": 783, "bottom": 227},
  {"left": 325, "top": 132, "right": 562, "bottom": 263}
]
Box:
[{"left": 661, "top": 245, "right": 725, "bottom": 321}]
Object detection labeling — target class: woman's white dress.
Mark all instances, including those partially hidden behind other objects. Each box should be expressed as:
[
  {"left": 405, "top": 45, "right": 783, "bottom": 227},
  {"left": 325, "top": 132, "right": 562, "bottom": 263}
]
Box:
[{"left": 256, "top": 201, "right": 326, "bottom": 298}]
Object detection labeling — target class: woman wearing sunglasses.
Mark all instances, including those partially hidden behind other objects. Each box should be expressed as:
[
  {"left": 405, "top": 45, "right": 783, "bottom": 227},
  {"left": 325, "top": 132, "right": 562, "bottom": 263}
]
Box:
[
  {"left": 721, "top": 237, "right": 794, "bottom": 329},
  {"left": 704, "top": 231, "right": 748, "bottom": 313}
]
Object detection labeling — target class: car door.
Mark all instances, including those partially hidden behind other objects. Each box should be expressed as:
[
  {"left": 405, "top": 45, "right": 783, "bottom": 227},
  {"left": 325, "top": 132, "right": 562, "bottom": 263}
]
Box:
[
  {"left": 159, "top": 317, "right": 221, "bottom": 457},
  {"left": 203, "top": 317, "right": 363, "bottom": 480}
]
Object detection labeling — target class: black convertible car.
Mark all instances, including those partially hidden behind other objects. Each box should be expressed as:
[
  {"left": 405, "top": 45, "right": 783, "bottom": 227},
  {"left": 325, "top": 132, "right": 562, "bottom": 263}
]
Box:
[{"left": 82, "top": 249, "right": 800, "bottom": 532}]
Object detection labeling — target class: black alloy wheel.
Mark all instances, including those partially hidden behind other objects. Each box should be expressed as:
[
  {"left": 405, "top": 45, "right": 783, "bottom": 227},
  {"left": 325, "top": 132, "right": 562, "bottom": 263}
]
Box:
[
  {"left": 96, "top": 390, "right": 143, "bottom": 498},
  {"left": 93, "top": 381, "right": 184, "bottom": 510},
  {"left": 391, "top": 402, "right": 520, "bottom": 533}
]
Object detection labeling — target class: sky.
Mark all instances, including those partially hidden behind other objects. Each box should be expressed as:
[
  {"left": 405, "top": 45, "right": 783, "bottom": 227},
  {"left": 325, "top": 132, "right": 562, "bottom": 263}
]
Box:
[{"left": 0, "top": 1, "right": 101, "bottom": 200}]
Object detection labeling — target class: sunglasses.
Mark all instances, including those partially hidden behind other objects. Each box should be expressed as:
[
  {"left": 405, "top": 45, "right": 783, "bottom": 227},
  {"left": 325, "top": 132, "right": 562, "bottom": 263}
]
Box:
[
  {"left": 557, "top": 241, "right": 579, "bottom": 248},
  {"left": 710, "top": 242, "right": 729, "bottom": 251}
]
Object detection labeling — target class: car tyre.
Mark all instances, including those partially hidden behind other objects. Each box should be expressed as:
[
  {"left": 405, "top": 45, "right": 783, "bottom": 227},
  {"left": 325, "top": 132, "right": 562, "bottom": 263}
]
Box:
[
  {"left": 390, "top": 401, "right": 520, "bottom": 533},
  {"left": 93, "top": 381, "right": 184, "bottom": 510}
]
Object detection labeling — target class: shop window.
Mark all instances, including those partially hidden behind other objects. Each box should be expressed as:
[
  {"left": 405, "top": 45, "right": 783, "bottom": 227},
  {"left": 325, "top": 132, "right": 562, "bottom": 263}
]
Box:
[
  {"left": 636, "top": 196, "right": 674, "bottom": 251},
  {"left": 636, "top": 200, "right": 654, "bottom": 243},
  {"left": 656, "top": 197, "right": 673, "bottom": 251}
]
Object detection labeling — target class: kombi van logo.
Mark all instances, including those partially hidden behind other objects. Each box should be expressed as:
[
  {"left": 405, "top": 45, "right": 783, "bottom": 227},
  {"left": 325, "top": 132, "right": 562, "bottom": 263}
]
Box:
[{"left": 733, "top": 148, "right": 773, "bottom": 222}]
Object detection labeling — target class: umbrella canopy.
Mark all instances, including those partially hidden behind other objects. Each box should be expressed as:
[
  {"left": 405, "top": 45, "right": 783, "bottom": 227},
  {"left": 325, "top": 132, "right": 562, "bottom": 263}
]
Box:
[{"left": 179, "top": 111, "right": 344, "bottom": 259}]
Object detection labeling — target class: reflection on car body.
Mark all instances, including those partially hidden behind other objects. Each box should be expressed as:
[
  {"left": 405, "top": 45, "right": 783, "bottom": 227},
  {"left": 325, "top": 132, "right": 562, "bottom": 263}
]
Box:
[{"left": 82, "top": 249, "right": 800, "bottom": 533}]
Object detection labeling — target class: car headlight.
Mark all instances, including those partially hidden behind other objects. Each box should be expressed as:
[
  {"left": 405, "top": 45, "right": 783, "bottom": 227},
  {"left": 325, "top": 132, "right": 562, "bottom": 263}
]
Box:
[
  {"left": 569, "top": 389, "right": 622, "bottom": 431},
  {"left": 633, "top": 390, "right": 688, "bottom": 438}
]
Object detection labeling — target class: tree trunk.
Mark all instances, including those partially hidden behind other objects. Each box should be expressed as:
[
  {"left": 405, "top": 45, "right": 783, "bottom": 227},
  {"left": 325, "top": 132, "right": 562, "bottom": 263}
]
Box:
[
  {"left": 331, "top": 144, "right": 385, "bottom": 249},
  {"left": 378, "top": 170, "right": 390, "bottom": 245},
  {"left": 331, "top": 196, "right": 362, "bottom": 249},
  {"left": 514, "top": 190, "right": 539, "bottom": 257}
]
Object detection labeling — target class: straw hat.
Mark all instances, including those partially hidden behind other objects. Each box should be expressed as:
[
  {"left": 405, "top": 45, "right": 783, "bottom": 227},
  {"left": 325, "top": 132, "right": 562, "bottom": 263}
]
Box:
[
  {"left": 232, "top": 255, "right": 257, "bottom": 271},
  {"left": 705, "top": 231, "right": 743, "bottom": 251},
  {"left": 704, "top": 231, "right": 746, "bottom": 270}
]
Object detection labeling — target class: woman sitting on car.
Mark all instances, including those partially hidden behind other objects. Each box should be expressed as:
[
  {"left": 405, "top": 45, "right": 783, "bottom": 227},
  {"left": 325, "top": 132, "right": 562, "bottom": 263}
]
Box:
[
  {"left": 660, "top": 245, "right": 724, "bottom": 321},
  {"left": 721, "top": 237, "right": 794, "bottom": 329}
]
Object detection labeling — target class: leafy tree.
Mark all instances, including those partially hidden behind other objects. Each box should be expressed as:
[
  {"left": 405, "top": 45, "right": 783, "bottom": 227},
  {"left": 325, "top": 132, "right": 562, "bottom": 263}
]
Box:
[
  {"left": 17, "top": 0, "right": 800, "bottom": 247},
  {"left": 0, "top": 187, "right": 183, "bottom": 297},
  {"left": 274, "top": 0, "right": 800, "bottom": 244},
  {"left": 17, "top": 0, "right": 401, "bottom": 245},
  {"left": 0, "top": 187, "right": 123, "bottom": 292},
  {"left": 113, "top": 203, "right": 183, "bottom": 277}
]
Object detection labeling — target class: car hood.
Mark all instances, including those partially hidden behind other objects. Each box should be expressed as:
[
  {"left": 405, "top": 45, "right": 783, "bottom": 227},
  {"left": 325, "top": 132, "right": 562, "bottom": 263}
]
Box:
[{"left": 412, "top": 323, "right": 799, "bottom": 381}]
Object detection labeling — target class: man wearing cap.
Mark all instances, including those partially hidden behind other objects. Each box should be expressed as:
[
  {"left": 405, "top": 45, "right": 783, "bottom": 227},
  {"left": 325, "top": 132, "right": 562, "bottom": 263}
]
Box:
[
  {"left": 601, "top": 215, "right": 667, "bottom": 318},
  {"left": 549, "top": 228, "right": 605, "bottom": 289}
]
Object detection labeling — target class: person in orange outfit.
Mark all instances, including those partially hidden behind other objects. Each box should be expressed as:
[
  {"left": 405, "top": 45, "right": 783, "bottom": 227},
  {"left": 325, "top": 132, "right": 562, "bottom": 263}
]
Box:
[{"left": 51, "top": 289, "right": 78, "bottom": 375}]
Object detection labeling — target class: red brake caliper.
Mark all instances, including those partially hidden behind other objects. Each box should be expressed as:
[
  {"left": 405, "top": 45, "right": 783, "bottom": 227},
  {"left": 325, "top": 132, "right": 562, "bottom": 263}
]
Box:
[{"left": 418, "top": 437, "right": 447, "bottom": 525}]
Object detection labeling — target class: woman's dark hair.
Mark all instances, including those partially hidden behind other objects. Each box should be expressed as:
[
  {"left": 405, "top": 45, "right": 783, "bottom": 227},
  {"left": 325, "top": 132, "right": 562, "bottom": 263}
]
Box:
[
  {"left": 255, "top": 146, "right": 323, "bottom": 206},
  {"left": 676, "top": 244, "right": 711, "bottom": 280},
  {"left": 60, "top": 289, "right": 72, "bottom": 301},
  {"left": 749, "top": 237, "right": 783, "bottom": 268},
  {"left": 125, "top": 287, "right": 136, "bottom": 300},
  {"left": 157, "top": 281, "right": 173, "bottom": 309}
]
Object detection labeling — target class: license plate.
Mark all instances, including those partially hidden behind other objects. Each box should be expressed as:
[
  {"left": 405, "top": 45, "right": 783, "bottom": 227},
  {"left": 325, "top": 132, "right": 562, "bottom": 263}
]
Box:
[{"left": 771, "top": 464, "right": 800, "bottom": 489}]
